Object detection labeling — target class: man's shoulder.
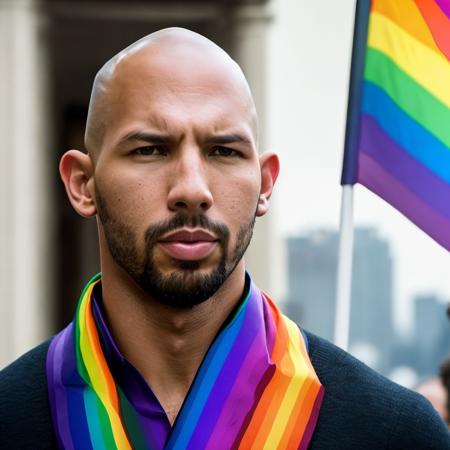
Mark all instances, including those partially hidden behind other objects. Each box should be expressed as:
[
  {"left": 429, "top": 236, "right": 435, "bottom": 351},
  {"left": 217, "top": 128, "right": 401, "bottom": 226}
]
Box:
[
  {"left": 0, "top": 338, "right": 51, "bottom": 384},
  {"left": 304, "top": 330, "right": 450, "bottom": 449},
  {"left": 0, "top": 339, "right": 57, "bottom": 449},
  {"left": 305, "top": 330, "right": 403, "bottom": 397}
]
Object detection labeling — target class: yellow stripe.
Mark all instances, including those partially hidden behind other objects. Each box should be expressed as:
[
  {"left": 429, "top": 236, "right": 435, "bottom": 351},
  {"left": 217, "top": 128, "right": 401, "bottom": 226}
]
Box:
[
  {"left": 80, "top": 287, "right": 132, "bottom": 450},
  {"left": 109, "top": 414, "right": 132, "bottom": 450},
  {"left": 369, "top": 11, "right": 450, "bottom": 108},
  {"left": 80, "top": 286, "right": 110, "bottom": 402},
  {"left": 263, "top": 319, "right": 308, "bottom": 449},
  {"left": 372, "top": 0, "right": 440, "bottom": 55}
]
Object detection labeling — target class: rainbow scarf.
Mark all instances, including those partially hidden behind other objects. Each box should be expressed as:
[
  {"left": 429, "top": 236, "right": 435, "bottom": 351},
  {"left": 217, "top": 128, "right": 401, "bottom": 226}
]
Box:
[{"left": 47, "top": 274, "right": 324, "bottom": 449}]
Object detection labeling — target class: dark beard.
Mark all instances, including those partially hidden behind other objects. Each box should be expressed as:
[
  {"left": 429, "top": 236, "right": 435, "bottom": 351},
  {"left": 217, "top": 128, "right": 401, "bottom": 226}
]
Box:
[{"left": 96, "top": 190, "right": 255, "bottom": 308}]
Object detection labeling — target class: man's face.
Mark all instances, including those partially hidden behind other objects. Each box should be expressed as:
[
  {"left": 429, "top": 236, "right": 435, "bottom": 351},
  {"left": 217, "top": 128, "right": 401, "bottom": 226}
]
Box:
[{"left": 91, "top": 49, "right": 263, "bottom": 307}]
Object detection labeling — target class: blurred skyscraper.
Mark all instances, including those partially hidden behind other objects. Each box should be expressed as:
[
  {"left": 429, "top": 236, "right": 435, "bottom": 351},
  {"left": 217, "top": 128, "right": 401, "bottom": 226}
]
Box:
[
  {"left": 350, "top": 228, "right": 394, "bottom": 373},
  {"left": 285, "top": 230, "right": 338, "bottom": 342},
  {"left": 286, "top": 227, "right": 394, "bottom": 373}
]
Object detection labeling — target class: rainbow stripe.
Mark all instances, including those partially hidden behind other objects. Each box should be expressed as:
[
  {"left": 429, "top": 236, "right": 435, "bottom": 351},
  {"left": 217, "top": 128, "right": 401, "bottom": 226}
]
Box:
[
  {"left": 342, "top": 0, "right": 450, "bottom": 250},
  {"left": 47, "top": 275, "right": 323, "bottom": 449}
]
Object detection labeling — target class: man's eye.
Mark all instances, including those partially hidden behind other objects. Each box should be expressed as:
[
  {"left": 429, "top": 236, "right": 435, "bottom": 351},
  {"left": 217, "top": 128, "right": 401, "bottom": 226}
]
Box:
[
  {"left": 134, "top": 145, "right": 166, "bottom": 156},
  {"left": 210, "top": 146, "right": 238, "bottom": 157}
]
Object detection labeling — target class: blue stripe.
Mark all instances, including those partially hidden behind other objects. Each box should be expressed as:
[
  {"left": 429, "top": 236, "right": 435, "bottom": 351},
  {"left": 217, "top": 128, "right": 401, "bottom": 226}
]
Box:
[
  {"left": 166, "top": 296, "right": 249, "bottom": 449},
  {"left": 84, "top": 389, "right": 107, "bottom": 450},
  {"left": 362, "top": 81, "right": 450, "bottom": 184},
  {"left": 66, "top": 386, "right": 94, "bottom": 450}
]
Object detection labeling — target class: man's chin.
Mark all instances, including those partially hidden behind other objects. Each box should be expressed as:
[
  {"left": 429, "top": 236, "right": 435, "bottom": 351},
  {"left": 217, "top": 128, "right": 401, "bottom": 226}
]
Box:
[{"left": 137, "top": 264, "right": 228, "bottom": 309}]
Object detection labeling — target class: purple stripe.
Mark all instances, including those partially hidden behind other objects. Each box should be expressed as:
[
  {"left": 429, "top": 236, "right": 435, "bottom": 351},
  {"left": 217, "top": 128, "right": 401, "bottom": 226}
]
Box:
[
  {"left": 47, "top": 326, "right": 75, "bottom": 450},
  {"left": 359, "top": 153, "right": 450, "bottom": 250},
  {"left": 186, "top": 284, "right": 265, "bottom": 449},
  {"left": 299, "top": 386, "right": 325, "bottom": 450},
  {"left": 206, "top": 292, "right": 278, "bottom": 449},
  {"left": 436, "top": 0, "right": 450, "bottom": 19},
  {"left": 261, "top": 293, "right": 276, "bottom": 354},
  {"left": 359, "top": 115, "right": 450, "bottom": 219},
  {"left": 61, "top": 323, "right": 84, "bottom": 386},
  {"left": 205, "top": 336, "right": 269, "bottom": 449}
]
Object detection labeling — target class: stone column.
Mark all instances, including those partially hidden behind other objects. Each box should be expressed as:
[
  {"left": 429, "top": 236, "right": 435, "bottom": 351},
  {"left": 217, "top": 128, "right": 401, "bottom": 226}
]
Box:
[
  {"left": 233, "top": 3, "right": 286, "bottom": 301},
  {"left": 0, "top": 0, "right": 52, "bottom": 366}
]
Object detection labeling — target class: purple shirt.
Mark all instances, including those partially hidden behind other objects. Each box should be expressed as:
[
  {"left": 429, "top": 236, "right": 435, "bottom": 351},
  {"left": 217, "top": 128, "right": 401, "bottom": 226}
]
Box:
[{"left": 90, "top": 279, "right": 250, "bottom": 449}]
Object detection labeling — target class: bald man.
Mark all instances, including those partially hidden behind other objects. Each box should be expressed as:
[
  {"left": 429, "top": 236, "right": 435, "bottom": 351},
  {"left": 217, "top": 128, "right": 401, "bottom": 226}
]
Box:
[{"left": 1, "top": 29, "right": 449, "bottom": 450}]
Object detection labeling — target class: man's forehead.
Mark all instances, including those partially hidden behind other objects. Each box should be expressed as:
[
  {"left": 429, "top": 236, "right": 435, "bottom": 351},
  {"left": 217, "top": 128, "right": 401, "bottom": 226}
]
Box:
[
  {"left": 85, "top": 28, "right": 258, "bottom": 154},
  {"left": 107, "top": 102, "right": 256, "bottom": 150}
]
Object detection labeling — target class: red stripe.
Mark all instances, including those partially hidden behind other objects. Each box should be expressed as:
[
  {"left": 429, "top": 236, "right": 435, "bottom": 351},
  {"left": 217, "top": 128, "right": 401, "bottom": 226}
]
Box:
[
  {"left": 415, "top": 0, "right": 450, "bottom": 60},
  {"left": 436, "top": 0, "right": 450, "bottom": 20}
]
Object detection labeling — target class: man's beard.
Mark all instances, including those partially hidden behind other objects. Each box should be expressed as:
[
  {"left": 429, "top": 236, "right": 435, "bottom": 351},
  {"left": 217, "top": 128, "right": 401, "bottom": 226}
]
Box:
[{"left": 95, "top": 190, "right": 255, "bottom": 308}]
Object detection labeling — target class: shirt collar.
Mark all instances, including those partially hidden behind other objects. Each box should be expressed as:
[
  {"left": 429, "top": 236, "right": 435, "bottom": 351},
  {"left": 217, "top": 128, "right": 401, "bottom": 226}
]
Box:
[
  {"left": 90, "top": 274, "right": 251, "bottom": 416},
  {"left": 91, "top": 275, "right": 251, "bottom": 368}
]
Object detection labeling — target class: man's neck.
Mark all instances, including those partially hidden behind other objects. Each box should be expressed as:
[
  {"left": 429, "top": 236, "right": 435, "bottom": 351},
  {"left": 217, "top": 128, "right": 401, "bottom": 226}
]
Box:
[{"left": 99, "top": 264, "right": 246, "bottom": 424}]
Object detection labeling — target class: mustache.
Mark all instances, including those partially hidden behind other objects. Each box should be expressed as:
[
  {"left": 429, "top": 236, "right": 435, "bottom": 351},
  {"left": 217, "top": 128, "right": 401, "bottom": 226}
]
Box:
[{"left": 144, "top": 212, "right": 230, "bottom": 247}]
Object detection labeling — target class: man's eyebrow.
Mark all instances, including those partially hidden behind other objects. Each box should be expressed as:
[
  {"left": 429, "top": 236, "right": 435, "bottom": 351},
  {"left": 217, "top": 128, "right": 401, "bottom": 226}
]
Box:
[
  {"left": 118, "top": 131, "right": 173, "bottom": 146},
  {"left": 117, "top": 131, "right": 253, "bottom": 146},
  {"left": 206, "top": 134, "right": 253, "bottom": 145}
]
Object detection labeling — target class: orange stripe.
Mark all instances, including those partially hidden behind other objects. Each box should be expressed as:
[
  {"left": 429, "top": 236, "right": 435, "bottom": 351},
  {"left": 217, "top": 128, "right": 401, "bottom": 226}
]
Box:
[
  {"left": 259, "top": 307, "right": 323, "bottom": 449},
  {"left": 238, "top": 303, "right": 292, "bottom": 447},
  {"left": 415, "top": 0, "right": 450, "bottom": 60},
  {"left": 277, "top": 376, "right": 314, "bottom": 449},
  {"left": 85, "top": 294, "right": 120, "bottom": 411},
  {"left": 287, "top": 383, "right": 322, "bottom": 448},
  {"left": 372, "top": 0, "right": 441, "bottom": 55},
  {"left": 250, "top": 295, "right": 322, "bottom": 448},
  {"left": 275, "top": 327, "right": 314, "bottom": 448},
  {"left": 251, "top": 372, "right": 293, "bottom": 448}
]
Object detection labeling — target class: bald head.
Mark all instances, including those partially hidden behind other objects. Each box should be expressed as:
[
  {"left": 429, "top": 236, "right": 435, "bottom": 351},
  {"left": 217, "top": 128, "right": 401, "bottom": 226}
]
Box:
[{"left": 84, "top": 28, "right": 257, "bottom": 157}]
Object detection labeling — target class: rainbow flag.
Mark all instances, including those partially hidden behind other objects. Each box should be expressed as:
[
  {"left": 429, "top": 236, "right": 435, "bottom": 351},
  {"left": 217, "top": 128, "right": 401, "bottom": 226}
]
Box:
[
  {"left": 341, "top": 0, "right": 450, "bottom": 250},
  {"left": 47, "top": 274, "right": 324, "bottom": 449}
]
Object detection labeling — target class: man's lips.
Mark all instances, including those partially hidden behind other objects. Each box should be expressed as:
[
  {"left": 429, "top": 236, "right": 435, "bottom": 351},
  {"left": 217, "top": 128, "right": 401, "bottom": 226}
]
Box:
[{"left": 158, "top": 228, "right": 219, "bottom": 261}]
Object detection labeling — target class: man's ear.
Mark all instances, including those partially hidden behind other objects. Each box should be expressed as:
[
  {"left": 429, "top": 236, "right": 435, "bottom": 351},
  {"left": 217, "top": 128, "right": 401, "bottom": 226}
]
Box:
[
  {"left": 59, "top": 150, "right": 97, "bottom": 218},
  {"left": 256, "top": 151, "right": 280, "bottom": 217}
]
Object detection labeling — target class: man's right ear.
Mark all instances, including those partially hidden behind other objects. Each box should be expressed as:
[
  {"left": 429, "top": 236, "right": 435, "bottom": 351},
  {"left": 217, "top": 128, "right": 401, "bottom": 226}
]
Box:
[{"left": 59, "top": 150, "right": 97, "bottom": 218}]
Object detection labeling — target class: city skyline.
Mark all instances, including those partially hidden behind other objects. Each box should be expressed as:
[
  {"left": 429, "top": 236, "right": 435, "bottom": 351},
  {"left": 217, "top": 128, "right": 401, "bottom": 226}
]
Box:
[{"left": 284, "top": 226, "right": 449, "bottom": 384}]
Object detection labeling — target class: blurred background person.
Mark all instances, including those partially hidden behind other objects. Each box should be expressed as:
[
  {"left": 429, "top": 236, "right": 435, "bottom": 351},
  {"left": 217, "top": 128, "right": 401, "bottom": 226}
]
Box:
[{"left": 440, "top": 355, "right": 450, "bottom": 426}]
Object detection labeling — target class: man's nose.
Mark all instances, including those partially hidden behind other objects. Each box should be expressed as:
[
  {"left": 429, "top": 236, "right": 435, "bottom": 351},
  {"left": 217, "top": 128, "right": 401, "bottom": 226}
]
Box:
[{"left": 167, "top": 150, "right": 213, "bottom": 213}]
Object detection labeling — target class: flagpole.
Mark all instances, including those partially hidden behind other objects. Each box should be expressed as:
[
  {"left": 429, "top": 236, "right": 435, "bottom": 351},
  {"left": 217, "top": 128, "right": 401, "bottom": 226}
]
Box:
[
  {"left": 334, "top": 0, "right": 370, "bottom": 350},
  {"left": 334, "top": 185, "right": 354, "bottom": 350}
]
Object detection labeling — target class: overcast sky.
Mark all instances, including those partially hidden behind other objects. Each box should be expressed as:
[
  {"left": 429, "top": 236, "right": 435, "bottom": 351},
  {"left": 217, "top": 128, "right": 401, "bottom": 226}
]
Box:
[{"left": 267, "top": 0, "right": 450, "bottom": 332}]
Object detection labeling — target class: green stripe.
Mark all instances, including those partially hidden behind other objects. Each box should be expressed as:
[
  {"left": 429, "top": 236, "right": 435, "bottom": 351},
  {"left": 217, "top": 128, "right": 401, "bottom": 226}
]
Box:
[
  {"left": 95, "top": 393, "right": 118, "bottom": 450},
  {"left": 118, "top": 387, "right": 148, "bottom": 450},
  {"left": 75, "top": 308, "right": 89, "bottom": 383},
  {"left": 364, "top": 48, "right": 450, "bottom": 148},
  {"left": 77, "top": 274, "right": 118, "bottom": 449},
  {"left": 75, "top": 273, "right": 102, "bottom": 383}
]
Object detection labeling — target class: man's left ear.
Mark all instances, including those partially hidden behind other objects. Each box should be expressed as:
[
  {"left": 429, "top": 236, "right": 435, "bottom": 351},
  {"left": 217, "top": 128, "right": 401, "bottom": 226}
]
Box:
[{"left": 256, "top": 152, "right": 280, "bottom": 217}]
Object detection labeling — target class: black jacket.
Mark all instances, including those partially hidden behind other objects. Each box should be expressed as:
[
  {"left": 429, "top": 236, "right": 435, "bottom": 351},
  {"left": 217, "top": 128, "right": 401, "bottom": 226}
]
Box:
[{"left": 1, "top": 332, "right": 449, "bottom": 449}]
